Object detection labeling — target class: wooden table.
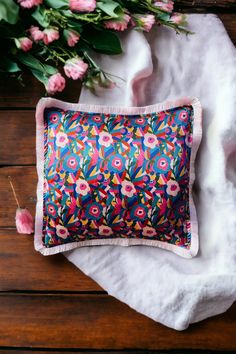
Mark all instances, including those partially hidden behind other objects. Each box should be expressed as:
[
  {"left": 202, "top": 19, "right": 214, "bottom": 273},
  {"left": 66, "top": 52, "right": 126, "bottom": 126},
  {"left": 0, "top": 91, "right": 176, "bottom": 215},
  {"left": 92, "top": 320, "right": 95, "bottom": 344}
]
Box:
[{"left": 0, "top": 1, "right": 235, "bottom": 352}]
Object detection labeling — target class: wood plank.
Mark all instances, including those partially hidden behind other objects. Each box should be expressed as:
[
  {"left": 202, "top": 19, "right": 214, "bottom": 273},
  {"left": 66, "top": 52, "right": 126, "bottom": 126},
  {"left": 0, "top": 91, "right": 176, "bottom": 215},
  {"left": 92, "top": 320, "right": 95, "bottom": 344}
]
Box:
[
  {"left": 0, "top": 15, "right": 235, "bottom": 109},
  {"left": 0, "top": 352, "right": 225, "bottom": 354},
  {"left": 0, "top": 352, "right": 158, "bottom": 354},
  {"left": 219, "top": 13, "right": 236, "bottom": 45},
  {"left": 0, "top": 229, "right": 102, "bottom": 292},
  {"left": 0, "top": 293, "right": 235, "bottom": 350},
  {"left": 0, "top": 111, "right": 36, "bottom": 165},
  {"left": 176, "top": 0, "right": 236, "bottom": 10}
]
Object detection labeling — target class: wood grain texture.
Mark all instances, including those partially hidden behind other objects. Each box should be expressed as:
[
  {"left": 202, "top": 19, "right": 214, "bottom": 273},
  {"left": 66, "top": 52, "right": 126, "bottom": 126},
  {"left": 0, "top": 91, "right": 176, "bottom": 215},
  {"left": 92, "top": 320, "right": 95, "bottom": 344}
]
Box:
[
  {"left": 0, "top": 229, "right": 102, "bottom": 292},
  {"left": 0, "top": 352, "right": 225, "bottom": 354},
  {"left": 176, "top": 0, "right": 236, "bottom": 10},
  {"left": 0, "top": 293, "right": 235, "bottom": 350},
  {"left": 219, "top": 14, "right": 236, "bottom": 44},
  {"left": 0, "top": 352, "right": 163, "bottom": 354},
  {"left": 0, "top": 111, "right": 36, "bottom": 165}
]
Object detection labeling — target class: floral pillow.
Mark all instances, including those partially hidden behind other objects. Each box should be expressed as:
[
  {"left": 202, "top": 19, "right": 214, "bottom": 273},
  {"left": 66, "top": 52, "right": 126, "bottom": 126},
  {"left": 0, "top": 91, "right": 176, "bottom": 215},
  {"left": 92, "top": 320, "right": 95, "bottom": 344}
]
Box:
[{"left": 35, "top": 97, "right": 202, "bottom": 258}]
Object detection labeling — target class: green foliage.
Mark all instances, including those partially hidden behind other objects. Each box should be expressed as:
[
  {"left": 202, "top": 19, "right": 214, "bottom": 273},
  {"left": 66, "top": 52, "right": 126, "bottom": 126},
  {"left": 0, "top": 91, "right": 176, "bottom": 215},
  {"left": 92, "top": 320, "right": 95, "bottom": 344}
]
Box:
[
  {"left": 0, "top": 0, "right": 19, "bottom": 25},
  {"left": 17, "top": 52, "right": 57, "bottom": 76},
  {"left": 0, "top": 57, "right": 21, "bottom": 73},
  {"left": 45, "top": 0, "right": 68, "bottom": 9},
  {"left": 97, "top": 0, "right": 122, "bottom": 17},
  {"left": 67, "top": 20, "right": 83, "bottom": 33},
  {"left": 83, "top": 27, "right": 122, "bottom": 54},
  {"left": 30, "top": 69, "right": 48, "bottom": 85},
  {"left": 32, "top": 6, "right": 50, "bottom": 27},
  {"left": 0, "top": 0, "right": 191, "bottom": 94}
]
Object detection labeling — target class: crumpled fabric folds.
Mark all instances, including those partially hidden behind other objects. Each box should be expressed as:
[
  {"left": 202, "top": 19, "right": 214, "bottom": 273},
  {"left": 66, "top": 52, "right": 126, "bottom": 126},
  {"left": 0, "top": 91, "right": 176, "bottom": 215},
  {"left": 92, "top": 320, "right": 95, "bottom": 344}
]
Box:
[{"left": 63, "top": 14, "right": 236, "bottom": 330}]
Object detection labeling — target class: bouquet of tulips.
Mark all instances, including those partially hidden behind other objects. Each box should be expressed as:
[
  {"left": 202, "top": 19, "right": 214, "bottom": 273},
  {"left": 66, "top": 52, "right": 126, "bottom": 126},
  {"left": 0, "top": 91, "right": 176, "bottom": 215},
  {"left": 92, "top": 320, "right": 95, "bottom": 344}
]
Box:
[{"left": 0, "top": 0, "right": 189, "bottom": 94}]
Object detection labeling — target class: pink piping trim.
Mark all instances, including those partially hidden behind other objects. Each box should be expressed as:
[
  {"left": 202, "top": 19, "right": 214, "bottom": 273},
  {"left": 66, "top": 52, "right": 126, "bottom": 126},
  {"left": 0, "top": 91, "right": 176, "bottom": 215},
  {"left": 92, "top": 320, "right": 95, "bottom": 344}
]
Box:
[{"left": 35, "top": 97, "right": 202, "bottom": 258}]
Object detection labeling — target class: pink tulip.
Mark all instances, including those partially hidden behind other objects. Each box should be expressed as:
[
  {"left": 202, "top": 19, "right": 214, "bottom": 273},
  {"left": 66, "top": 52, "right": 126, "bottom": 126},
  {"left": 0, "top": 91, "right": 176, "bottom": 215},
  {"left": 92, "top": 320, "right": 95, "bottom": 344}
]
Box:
[
  {"left": 104, "top": 14, "right": 131, "bottom": 31},
  {"left": 65, "top": 29, "right": 80, "bottom": 47},
  {"left": 16, "top": 37, "right": 33, "bottom": 52},
  {"left": 134, "top": 14, "right": 155, "bottom": 32},
  {"left": 64, "top": 58, "right": 88, "bottom": 80},
  {"left": 29, "top": 26, "right": 44, "bottom": 42},
  {"left": 18, "top": 0, "right": 43, "bottom": 8},
  {"left": 170, "top": 13, "right": 187, "bottom": 26},
  {"left": 46, "top": 73, "right": 66, "bottom": 95},
  {"left": 69, "top": 0, "right": 96, "bottom": 12},
  {"left": 153, "top": 1, "right": 174, "bottom": 12},
  {"left": 43, "top": 28, "right": 59, "bottom": 45},
  {"left": 15, "top": 208, "right": 34, "bottom": 234}
]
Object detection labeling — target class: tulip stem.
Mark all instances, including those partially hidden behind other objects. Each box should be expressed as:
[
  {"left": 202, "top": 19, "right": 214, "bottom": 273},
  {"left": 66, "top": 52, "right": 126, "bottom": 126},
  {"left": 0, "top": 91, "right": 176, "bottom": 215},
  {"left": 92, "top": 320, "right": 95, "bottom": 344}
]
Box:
[{"left": 8, "top": 176, "right": 20, "bottom": 208}]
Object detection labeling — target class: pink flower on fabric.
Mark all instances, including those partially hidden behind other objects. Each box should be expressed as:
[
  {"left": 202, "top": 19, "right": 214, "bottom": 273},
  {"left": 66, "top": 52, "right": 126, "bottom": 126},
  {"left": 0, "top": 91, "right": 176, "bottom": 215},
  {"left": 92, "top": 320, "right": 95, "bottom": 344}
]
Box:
[
  {"left": 17, "top": 37, "right": 33, "bottom": 52},
  {"left": 98, "top": 131, "right": 113, "bottom": 147},
  {"left": 98, "top": 225, "right": 113, "bottom": 236},
  {"left": 63, "top": 154, "right": 79, "bottom": 171},
  {"left": 65, "top": 29, "right": 80, "bottom": 47},
  {"left": 170, "top": 13, "right": 187, "bottom": 26},
  {"left": 56, "top": 132, "right": 69, "bottom": 148},
  {"left": 143, "top": 133, "right": 158, "bottom": 148},
  {"left": 18, "top": 0, "right": 43, "bottom": 8},
  {"left": 46, "top": 203, "right": 58, "bottom": 218},
  {"left": 56, "top": 225, "right": 69, "bottom": 239},
  {"left": 29, "top": 26, "right": 44, "bottom": 42},
  {"left": 85, "top": 203, "right": 102, "bottom": 219},
  {"left": 43, "top": 179, "right": 49, "bottom": 193},
  {"left": 69, "top": 0, "right": 96, "bottom": 12},
  {"left": 130, "top": 205, "right": 148, "bottom": 221},
  {"left": 142, "top": 226, "right": 157, "bottom": 237},
  {"left": 43, "top": 28, "right": 59, "bottom": 45},
  {"left": 154, "top": 155, "right": 171, "bottom": 174},
  {"left": 50, "top": 113, "right": 60, "bottom": 124},
  {"left": 46, "top": 73, "right": 66, "bottom": 95},
  {"left": 135, "top": 117, "right": 146, "bottom": 125},
  {"left": 134, "top": 14, "right": 155, "bottom": 32},
  {"left": 178, "top": 110, "right": 188, "bottom": 122},
  {"left": 108, "top": 155, "right": 125, "bottom": 172},
  {"left": 92, "top": 115, "right": 103, "bottom": 123},
  {"left": 185, "top": 133, "right": 193, "bottom": 147},
  {"left": 104, "top": 14, "right": 131, "bottom": 31},
  {"left": 153, "top": 1, "right": 174, "bottom": 12},
  {"left": 121, "top": 181, "right": 136, "bottom": 198},
  {"left": 76, "top": 179, "right": 90, "bottom": 196},
  {"left": 183, "top": 220, "right": 191, "bottom": 233},
  {"left": 166, "top": 180, "right": 180, "bottom": 196},
  {"left": 64, "top": 58, "right": 88, "bottom": 80}
]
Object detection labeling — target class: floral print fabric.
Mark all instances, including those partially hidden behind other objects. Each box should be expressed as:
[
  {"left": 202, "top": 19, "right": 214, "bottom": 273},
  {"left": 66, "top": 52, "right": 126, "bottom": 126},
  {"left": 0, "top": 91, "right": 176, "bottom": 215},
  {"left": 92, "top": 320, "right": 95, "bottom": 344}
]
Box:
[{"left": 42, "top": 105, "right": 194, "bottom": 251}]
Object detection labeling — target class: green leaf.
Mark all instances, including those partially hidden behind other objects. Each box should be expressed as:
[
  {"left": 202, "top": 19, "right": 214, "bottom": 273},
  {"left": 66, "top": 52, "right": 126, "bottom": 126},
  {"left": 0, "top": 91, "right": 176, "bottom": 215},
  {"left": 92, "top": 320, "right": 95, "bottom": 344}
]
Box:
[
  {"left": 0, "top": 57, "right": 21, "bottom": 73},
  {"left": 43, "top": 64, "right": 57, "bottom": 75},
  {"left": 32, "top": 6, "right": 49, "bottom": 27},
  {"left": 83, "top": 27, "right": 122, "bottom": 55},
  {"left": 31, "top": 69, "right": 48, "bottom": 85},
  {"left": 17, "top": 52, "right": 45, "bottom": 72},
  {"left": 97, "top": 0, "right": 121, "bottom": 18},
  {"left": 67, "top": 20, "right": 83, "bottom": 33},
  {"left": 45, "top": 0, "right": 68, "bottom": 9},
  {"left": 157, "top": 12, "right": 170, "bottom": 22},
  {"left": 18, "top": 52, "right": 57, "bottom": 77},
  {"left": 0, "top": 0, "right": 19, "bottom": 24}
]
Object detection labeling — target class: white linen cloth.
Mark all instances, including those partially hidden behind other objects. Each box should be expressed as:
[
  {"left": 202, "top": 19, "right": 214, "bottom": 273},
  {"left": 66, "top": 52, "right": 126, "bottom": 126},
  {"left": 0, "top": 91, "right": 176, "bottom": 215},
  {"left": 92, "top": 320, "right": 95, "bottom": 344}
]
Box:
[{"left": 64, "top": 14, "right": 236, "bottom": 330}]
